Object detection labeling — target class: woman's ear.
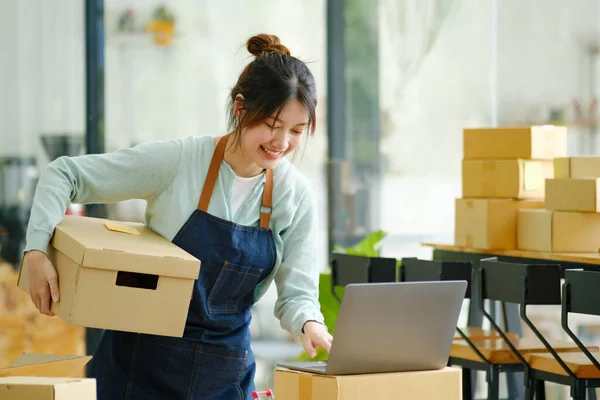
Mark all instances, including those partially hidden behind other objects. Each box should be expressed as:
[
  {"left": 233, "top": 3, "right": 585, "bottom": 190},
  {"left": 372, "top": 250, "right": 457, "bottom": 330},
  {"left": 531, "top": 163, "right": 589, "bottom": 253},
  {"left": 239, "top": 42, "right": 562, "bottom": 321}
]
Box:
[{"left": 234, "top": 94, "right": 245, "bottom": 120}]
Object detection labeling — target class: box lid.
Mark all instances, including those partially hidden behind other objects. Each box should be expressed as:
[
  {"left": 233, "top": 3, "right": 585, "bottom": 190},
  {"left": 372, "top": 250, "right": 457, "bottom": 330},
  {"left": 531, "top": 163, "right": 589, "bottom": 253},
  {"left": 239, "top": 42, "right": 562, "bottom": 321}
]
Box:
[
  {"left": 0, "top": 377, "right": 87, "bottom": 385},
  {"left": 0, "top": 353, "right": 92, "bottom": 378},
  {"left": 52, "top": 216, "right": 200, "bottom": 279}
]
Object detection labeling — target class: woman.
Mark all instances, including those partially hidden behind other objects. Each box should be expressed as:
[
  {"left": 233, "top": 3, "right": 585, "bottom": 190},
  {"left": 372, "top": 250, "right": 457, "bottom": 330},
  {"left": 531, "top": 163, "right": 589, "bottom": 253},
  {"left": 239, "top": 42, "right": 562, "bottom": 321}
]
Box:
[{"left": 22, "top": 33, "right": 332, "bottom": 399}]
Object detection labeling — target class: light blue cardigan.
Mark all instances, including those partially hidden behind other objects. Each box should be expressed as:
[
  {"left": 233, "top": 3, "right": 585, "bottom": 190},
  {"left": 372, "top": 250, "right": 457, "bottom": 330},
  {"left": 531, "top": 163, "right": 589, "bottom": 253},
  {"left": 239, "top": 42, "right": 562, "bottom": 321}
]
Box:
[{"left": 25, "top": 135, "right": 325, "bottom": 337}]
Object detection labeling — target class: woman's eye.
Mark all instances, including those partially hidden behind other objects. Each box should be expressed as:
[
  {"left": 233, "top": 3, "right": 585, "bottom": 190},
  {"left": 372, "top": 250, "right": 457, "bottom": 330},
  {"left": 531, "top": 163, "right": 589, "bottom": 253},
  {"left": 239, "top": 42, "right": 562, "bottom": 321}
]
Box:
[
  {"left": 265, "top": 123, "right": 280, "bottom": 130},
  {"left": 292, "top": 130, "right": 303, "bottom": 135}
]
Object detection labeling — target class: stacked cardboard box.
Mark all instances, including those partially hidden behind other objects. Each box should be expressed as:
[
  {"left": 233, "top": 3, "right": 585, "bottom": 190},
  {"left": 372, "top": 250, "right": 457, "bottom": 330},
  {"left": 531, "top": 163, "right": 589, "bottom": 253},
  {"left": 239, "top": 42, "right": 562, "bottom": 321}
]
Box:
[
  {"left": 0, "top": 263, "right": 85, "bottom": 369},
  {"left": 455, "top": 126, "right": 567, "bottom": 250},
  {"left": 519, "top": 157, "right": 600, "bottom": 252}
]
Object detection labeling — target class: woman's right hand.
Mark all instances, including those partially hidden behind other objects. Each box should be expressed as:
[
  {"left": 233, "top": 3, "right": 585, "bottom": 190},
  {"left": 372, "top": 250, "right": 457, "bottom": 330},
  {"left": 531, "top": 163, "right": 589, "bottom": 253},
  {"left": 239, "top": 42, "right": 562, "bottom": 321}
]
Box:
[{"left": 23, "top": 250, "right": 60, "bottom": 316}]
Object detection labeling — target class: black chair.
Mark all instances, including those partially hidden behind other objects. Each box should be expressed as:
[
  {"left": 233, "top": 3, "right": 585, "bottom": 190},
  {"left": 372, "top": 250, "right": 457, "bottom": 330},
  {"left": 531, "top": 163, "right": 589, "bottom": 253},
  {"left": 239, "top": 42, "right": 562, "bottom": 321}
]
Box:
[
  {"left": 475, "top": 258, "right": 596, "bottom": 400},
  {"left": 525, "top": 269, "right": 600, "bottom": 400},
  {"left": 330, "top": 253, "right": 397, "bottom": 302},
  {"left": 402, "top": 257, "right": 523, "bottom": 400}
]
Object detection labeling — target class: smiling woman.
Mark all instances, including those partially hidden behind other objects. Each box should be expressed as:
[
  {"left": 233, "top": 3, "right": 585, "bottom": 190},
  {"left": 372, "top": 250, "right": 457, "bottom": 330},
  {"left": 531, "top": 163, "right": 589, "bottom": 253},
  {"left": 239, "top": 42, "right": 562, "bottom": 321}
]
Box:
[
  {"left": 21, "top": 33, "right": 331, "bottom": 400},
  {"left": 223, "top": 34, "right": 318, "bottom": 177}
]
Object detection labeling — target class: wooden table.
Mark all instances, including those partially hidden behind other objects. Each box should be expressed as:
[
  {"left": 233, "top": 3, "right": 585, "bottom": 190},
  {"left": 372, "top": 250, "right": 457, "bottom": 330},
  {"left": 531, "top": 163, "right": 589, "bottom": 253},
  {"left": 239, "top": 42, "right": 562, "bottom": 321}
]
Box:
[
  {"left": 422, "top": 242, "right": 600, "bottom": 267},
  {"left": 422, "top": 242, "right": 600, "bottom": 400}
]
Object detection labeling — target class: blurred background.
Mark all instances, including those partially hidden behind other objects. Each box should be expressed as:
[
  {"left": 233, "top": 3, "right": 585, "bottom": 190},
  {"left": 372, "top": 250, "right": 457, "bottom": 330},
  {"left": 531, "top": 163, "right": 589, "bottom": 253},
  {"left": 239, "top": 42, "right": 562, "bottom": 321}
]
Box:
[{"left": 0, "top": 0, "right": 599, "bottom": 398}]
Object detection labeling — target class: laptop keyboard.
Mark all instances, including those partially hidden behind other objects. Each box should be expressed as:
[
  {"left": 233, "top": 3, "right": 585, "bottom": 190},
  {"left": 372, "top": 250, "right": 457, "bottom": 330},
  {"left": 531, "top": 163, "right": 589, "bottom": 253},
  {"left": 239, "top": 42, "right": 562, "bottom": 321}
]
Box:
[{"left": 295, "top": 361, "right": 328, "bottom": 371}]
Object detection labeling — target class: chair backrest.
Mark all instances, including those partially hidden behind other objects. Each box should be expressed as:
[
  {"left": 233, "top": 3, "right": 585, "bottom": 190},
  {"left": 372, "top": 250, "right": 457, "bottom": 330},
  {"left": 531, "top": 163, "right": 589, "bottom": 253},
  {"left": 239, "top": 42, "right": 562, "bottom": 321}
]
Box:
[
  {"left": 478, "top": 258, "right": 561, "bottom": 305},
  {"left": 564, "top": 269, "right": 600, "bottom": 316},
  {"left": 331, "top": 253, "right": 397, "bottom": 287},
  {"left": 401, "top": 258, "right": 473, "bottom": 298}
]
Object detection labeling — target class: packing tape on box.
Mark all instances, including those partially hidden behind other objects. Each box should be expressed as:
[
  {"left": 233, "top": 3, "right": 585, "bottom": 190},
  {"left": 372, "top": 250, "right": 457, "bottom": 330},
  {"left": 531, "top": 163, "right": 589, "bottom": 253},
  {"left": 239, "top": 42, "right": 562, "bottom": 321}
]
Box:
[
  {"left": 104, "top": 221, "right": 140, "bottom": 236},
  {"left": 298, "top": 374, "right": 313, "bottom": 400}
]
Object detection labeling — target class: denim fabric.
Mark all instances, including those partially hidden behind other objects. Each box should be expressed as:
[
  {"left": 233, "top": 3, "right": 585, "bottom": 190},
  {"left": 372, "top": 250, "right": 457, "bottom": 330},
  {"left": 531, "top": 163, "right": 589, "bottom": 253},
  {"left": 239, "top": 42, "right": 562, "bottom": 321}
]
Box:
[{"left": 89, "top": 208, "right": 276, "bottom": 399}]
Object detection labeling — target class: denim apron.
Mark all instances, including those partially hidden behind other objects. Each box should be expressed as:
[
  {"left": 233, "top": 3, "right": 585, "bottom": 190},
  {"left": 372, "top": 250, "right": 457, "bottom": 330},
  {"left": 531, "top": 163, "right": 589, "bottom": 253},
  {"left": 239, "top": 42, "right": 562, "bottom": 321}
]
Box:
[{"left": 89, "top": 134, "right": 276, "bottom": 400}]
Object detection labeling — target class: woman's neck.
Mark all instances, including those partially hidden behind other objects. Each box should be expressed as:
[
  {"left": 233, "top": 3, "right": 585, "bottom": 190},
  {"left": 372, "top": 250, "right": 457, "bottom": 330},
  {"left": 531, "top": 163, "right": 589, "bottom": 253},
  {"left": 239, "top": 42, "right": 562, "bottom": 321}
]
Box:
[{"left": 217, "top": 135, "right": 264, "bottom": 178}]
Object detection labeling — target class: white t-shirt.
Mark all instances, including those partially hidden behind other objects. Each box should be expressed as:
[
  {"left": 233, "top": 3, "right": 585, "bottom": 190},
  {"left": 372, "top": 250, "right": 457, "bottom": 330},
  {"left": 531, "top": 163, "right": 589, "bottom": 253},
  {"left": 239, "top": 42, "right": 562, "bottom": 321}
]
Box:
[{"left": 231, "top": 172, "right": 265, "bottom": 216}]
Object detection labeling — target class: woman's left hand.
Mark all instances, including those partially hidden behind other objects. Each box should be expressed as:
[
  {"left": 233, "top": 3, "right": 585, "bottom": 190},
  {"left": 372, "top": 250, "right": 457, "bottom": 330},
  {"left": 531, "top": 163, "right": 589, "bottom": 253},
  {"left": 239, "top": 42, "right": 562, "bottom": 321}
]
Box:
[{"left": 302, "top": 321, "right": 333, "bottom": 358}]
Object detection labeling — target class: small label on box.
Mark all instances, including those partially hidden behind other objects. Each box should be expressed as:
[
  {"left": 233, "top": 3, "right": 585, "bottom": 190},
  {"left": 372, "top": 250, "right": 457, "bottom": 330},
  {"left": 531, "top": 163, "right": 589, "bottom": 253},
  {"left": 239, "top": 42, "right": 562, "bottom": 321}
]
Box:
[{"left": 104, "top": 221, "right": 140, "bottom": 236}]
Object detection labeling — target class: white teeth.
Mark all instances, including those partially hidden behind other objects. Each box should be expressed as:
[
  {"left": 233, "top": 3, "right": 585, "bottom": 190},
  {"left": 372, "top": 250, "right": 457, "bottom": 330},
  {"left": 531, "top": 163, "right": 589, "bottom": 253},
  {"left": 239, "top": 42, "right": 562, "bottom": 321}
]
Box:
[{"left": 262, "top": 146, "right": 281, "bottom": 156}]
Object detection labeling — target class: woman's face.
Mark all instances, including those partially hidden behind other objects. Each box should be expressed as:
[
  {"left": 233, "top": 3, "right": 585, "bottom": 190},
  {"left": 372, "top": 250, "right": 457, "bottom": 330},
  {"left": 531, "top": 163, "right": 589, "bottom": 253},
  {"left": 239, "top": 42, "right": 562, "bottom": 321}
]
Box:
[{"left": 240, "top": 99, "right": 309, "bottom": 171}]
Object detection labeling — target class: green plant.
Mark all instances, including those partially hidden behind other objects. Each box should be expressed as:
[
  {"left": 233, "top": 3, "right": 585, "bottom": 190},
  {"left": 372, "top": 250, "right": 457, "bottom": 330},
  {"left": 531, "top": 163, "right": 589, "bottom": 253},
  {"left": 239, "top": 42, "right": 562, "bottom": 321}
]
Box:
[{"left": 293, "top": 230, "right": 398, "bottom": 361}]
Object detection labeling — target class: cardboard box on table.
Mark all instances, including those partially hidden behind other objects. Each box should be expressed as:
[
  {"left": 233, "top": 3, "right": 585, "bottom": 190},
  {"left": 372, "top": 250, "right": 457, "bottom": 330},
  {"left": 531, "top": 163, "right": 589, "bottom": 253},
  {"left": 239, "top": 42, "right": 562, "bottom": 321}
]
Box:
[
  {"left": 545, "top": 178, "right": 600, "bottom": 213},
  {"left": 554, "top": 157, "right": 600, "bottom": 179},
  {"left": 454, "top": 198, "right": 544, "bottom": 250},
  {"left": 518, "top": 209, "right": 600, "bottom": 252},
  {"left": 463, "top": 125, "right": 567, "bottom": 160},
  {"left": 18, "top": 215, "right": 201, "bottom": 338},
  {"left": 0, "top": 353, "right": 95, "bottom": 400},
  {"left": 462, "top": 159, "right": 553, "bottom": 199},
  {"left": 274, "top": 367, "right": 461, "bottom": 400}
]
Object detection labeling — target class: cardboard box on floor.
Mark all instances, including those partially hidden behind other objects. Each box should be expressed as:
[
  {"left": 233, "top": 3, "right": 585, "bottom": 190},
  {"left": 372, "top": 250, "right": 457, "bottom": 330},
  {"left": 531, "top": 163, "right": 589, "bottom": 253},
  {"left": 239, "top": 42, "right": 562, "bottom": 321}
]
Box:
[
  {"left": 455, "top": 198, "right": 544, "bottom": 250},
  {"left": 518, "top": 209, "right": 600, "bottom": 252},
  {"left": 0, "top": 354, "right": 95, "bottom": 400},
  {"left": 0, "top": 353, "right": 92, "bottom": 378},
  {"left": 274, "top": 367, "right": 461, "bottom": 400},
  {"left": 554, "top": 157, "right": 600, "bottom": 179},
  {"left": 18, "top": 215, "right": 201, "bottom": 338},
  {"left": 462, "top": 159, "right": 553, "bottom": 199},
  {"left": 0, "top": 377, "right": 96, "bottom": 400},
  {"left": 463, "top": 126, "right": 567, "bottom": 160},
  {"left": 545, "top": 178, "right": 600, "bottom": 213}
]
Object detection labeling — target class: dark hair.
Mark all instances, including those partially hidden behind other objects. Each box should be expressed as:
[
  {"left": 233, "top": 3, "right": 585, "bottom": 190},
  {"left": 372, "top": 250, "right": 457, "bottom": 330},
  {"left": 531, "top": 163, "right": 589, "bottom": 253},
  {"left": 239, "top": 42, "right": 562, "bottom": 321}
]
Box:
[{"left": 227, "top": 34, "right": 317, "bottom": 147}]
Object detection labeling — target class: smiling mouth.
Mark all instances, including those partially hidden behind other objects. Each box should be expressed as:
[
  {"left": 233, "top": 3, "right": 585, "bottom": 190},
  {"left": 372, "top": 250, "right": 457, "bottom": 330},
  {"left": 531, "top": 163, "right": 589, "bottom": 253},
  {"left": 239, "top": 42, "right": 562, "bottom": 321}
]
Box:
[{"left": 261, "top": 146, "right": 283, "bottom": 157}]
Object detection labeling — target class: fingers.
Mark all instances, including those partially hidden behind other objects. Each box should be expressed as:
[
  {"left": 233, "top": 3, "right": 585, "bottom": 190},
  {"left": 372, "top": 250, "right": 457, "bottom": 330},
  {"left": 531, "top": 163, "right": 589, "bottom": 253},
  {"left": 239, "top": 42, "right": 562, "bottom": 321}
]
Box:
[
  {"left": 314, "top": 334, "right": 333, "bottom": 353},
  {"left": 31, "top": 293, "right": 40, "bottom": 312},
  {"left": 38, "top": 285, "right": 55, "bottom": 316},
  {"left": 39, "top": 292, "right": 52, "bottom": 316},
  {"left": 303, "top": 334, "right": 317, "bottom": 358},
  {"left": 48, "top": 274, "right": 60, "bottom": 303}
]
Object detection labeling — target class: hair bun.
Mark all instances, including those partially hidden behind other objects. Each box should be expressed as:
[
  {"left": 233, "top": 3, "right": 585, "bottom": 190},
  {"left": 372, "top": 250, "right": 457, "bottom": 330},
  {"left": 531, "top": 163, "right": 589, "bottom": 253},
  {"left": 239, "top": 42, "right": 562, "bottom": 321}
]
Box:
[{"left": 247, "top": 34, "right": 291, "bottom": 57}]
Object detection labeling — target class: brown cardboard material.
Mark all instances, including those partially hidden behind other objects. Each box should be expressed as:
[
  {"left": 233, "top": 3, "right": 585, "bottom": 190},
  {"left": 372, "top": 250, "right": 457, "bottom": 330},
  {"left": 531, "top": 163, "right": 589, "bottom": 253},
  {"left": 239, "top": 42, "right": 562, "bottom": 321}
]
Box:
[
  {"left": 274, "top": 367, "right": 461, "bottom": 400},
  {"left": 0, "top": 353, "right": 92, "bottom": 378},
  {"left": 455, "top": 198, "right": 544, "bottom": 250},
  {"left": 462, "top": 159, "right": 553, "bottom": 199},
  {"left": 0, "top": 377, "right": 96, "bottom": 400},
  {"left": 518, "top": 209, "right": 600, "bottom": 252},
  {"left": 18, "top": 215, "right": 201, "bottom": 337},
  {"left": 554, "top": 157, "right": 600, "bottom": 179},
  {"left": 545, "top": 178, "right": 600, "bottom": 213},
  {"left": 463, "top": 126, "right": 567, "bottom": 160}
]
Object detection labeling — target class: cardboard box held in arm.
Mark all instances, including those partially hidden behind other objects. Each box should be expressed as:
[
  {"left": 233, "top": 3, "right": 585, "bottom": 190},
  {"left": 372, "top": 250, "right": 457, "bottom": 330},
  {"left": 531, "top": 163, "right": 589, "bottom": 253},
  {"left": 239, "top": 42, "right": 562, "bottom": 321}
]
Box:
[
  {"left": 455, "top": 198, "right": 544, "bottom": 250},
  {"left": 274, "top": 367, "right": 461, "bottom": 400},
  {"left": 0, "top": 377, "right": 96, "bottom": 400},
  {"left": 554, "top": 157, "right": 600, "bottom": 179},
  {"left": 18, "top": 215, "right": 201, "bottom": 337},
  {"left": 463, "top": 126, "right": 567, "bottom": 160},
  {"left": 518, "top": 209, "right": 600, "bottom": 252},
  {"left": 545, "top": 178, "right": 600, "bottom": 213},
  {"left": 462, "top": 159, "right": 553, "bottom": 199}
]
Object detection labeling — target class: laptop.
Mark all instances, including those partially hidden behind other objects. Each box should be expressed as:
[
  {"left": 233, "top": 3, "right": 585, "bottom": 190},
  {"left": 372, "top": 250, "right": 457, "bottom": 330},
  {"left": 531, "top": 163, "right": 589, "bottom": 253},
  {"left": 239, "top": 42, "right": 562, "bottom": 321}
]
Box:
[{"left": 277, "top": 280, "right": 467, "bottom": 375}]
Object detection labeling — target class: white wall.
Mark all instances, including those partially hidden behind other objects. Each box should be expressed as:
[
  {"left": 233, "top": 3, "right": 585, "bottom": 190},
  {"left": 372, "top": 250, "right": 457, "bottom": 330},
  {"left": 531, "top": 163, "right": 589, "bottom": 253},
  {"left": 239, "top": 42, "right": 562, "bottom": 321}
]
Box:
[{"left": 0, "top": 0, "right": 85, "bottom": 163}]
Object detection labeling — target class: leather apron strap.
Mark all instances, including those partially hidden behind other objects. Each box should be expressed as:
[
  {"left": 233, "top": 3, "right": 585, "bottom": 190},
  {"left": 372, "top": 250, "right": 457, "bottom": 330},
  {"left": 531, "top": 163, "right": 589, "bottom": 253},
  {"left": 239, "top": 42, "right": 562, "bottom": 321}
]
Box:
[{"left": 197, "top": 134, "right": 273, "bottom": 229}]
